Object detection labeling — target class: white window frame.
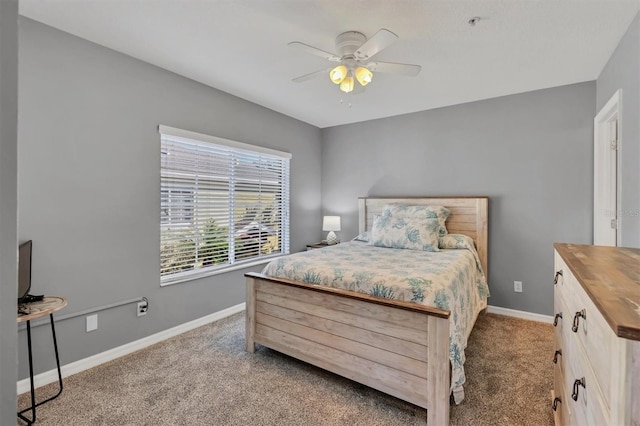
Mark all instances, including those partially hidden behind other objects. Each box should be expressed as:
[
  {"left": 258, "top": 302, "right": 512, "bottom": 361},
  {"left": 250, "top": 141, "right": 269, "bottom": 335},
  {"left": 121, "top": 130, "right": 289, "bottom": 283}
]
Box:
[{"left": 159, "top": 125, "right": 291, "bottom": 286}]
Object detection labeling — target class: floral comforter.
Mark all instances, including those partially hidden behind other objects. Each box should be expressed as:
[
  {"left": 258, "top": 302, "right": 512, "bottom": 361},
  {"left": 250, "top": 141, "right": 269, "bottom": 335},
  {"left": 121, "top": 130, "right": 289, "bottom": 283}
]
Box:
[{"left": 262, "top": 241, "right": 489, "bottom": 403}]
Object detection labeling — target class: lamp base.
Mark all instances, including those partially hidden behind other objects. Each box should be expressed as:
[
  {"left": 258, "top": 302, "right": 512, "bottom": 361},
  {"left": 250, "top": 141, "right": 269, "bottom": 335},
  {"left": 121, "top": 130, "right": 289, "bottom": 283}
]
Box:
[{"left": 326, "top": 231, "right": 338, "bottom": 245}]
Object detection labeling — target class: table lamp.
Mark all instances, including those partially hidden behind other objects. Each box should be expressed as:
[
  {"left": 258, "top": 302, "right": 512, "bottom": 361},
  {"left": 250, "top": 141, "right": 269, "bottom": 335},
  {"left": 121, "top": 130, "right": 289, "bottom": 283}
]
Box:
[{"left": 323, "top": 216, "right": 341, "bottom": 245}]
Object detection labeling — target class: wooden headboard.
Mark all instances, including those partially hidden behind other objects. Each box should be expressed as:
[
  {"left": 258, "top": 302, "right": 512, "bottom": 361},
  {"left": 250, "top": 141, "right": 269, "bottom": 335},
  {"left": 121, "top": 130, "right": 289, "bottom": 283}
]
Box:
[{"left": 358, "top": 196, "right": 489, "bottom": 281}]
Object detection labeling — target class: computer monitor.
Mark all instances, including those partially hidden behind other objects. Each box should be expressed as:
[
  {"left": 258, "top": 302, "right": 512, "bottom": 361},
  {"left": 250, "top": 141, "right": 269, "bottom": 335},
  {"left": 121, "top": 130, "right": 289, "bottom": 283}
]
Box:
[{"left": 18, "top": 240, "right": 32, "bottom": 303}]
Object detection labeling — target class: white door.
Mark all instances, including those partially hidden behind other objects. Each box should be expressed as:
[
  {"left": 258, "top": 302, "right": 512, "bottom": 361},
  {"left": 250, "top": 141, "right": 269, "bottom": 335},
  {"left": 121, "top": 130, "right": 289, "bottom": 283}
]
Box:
[{"left": 593, "top": 90, "right": 620, "bottom": 246}]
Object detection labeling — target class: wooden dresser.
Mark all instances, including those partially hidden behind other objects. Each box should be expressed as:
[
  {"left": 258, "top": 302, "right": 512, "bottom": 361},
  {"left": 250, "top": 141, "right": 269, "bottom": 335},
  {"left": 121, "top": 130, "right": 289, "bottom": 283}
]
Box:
[{"left": 552, "top": 243, "right": 640, "bottom": 425}]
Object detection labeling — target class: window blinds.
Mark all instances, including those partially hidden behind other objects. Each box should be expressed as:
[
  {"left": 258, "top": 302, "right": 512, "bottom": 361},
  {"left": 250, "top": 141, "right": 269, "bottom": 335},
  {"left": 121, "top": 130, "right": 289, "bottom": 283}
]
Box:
[{"left": 159, "top": 126, "right": 290, "bottom": 283}]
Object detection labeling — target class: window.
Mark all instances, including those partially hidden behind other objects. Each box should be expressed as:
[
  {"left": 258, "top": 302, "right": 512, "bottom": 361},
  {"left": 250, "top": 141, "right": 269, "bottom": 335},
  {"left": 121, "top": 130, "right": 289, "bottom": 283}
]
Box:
[{"left": 159, "top": 125, "right": 291, "bottom": 285}]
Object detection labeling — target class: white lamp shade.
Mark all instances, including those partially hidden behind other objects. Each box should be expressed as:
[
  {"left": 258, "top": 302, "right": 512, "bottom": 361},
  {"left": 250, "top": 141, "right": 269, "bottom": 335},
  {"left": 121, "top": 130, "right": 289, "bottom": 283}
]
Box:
[
  {"left": 322, "top": 216, "right": 341, "bottom": 232},
  {"left": 329, "top": 65, "right": 347, "bottom": 84},
  {"left": 355, "top": 67, "right": 373, "bottom": 86}
]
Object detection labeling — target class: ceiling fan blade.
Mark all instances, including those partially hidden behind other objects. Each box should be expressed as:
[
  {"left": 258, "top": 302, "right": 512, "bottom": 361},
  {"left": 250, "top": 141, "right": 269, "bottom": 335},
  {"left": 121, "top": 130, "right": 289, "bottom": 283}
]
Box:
[
  {"left": 292, "top": 67, "right": 332, "bottom": 83},
  {"left": 367, "top": 61, "right": 421, "bottom": 76},
  {"left": 288, "top": 42, "right": 341, "bottom": 62},
  {"left": 354, "top": 29, "right": 398, "bottom": 60}
]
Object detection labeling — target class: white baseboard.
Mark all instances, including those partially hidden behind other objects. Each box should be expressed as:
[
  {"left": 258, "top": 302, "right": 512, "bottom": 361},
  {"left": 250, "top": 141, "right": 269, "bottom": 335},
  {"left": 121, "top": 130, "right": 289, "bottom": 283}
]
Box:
[
  {"left": 17, "top": 302, "right": 245, "bottom": 395},
  {"left": 487, "top": 305, "right": 553, "bottom": 324}
]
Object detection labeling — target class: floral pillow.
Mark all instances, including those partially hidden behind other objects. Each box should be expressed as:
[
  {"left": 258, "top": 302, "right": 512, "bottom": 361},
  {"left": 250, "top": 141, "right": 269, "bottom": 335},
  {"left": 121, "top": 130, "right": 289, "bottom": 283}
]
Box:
[
  {"left": 438, "top": 234, "right": 476, "bottom": 250},
  {"left": 370, "top": 215, "right": 440, "bottom": 252},
  {"left": 381, "top": 204, "right": 451, "bottom": 236}
]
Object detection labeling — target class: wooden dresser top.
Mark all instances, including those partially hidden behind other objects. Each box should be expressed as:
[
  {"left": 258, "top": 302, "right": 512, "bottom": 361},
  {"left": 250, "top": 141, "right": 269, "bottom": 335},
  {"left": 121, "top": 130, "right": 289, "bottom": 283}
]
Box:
[{"left": 555, "top": 243, "right": 640, "bottom": 341}]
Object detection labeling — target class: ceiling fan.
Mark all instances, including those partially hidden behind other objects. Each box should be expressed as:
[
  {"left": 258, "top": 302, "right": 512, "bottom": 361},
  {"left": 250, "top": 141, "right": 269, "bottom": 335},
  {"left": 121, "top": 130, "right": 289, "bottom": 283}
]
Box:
[{"left": 289, "top": 29, "right": 421, "bottom": 94}]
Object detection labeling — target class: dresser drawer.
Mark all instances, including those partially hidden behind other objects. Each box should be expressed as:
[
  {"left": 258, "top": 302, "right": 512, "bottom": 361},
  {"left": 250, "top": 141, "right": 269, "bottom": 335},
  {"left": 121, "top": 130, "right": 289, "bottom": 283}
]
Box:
[
  {"left": 562, "top": 320, "right": 610, "bottom": 426},
  {"left": 552, "top": 278, "right": 566, "bottom": 344},
  {"left": 559, "top": 266, "right": 615, "bottom": 408},
  {"left": 552, "top": 362, "right": 567, "bottom": 425},
  {"left": 553, "top": 251, "right": 571, "bottom": 304},
  {"left": 552, "top": 291, "right": 566, "bottom": 379}
]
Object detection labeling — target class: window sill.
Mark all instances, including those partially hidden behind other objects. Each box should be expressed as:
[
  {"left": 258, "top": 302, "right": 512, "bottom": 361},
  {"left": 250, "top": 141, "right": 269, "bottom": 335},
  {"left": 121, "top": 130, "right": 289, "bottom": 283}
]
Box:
[{"left": 160, "top": 254, "right": 284, "bottom": 287}]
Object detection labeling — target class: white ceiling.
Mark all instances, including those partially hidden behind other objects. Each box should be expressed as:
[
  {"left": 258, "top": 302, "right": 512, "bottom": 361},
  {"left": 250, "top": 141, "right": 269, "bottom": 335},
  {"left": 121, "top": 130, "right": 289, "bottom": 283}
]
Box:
[{"left": 19, "top": 0, "right": 640, "bottom": 128}]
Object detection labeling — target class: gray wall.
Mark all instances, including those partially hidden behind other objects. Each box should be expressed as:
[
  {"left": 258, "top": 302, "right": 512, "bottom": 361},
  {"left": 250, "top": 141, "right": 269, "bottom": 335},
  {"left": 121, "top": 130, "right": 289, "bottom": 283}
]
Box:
[
  {"left": 596, "top": 11, "right": 640, "bottom": 248},
  {"left": 0, "top": 1, "right": 19, "bottom": 422},
  {"left": 17, "top": 18, "right": 322, "bottom": 379},
  {"left": 322, "top": 82, "right": 595, "bottom": 316}
]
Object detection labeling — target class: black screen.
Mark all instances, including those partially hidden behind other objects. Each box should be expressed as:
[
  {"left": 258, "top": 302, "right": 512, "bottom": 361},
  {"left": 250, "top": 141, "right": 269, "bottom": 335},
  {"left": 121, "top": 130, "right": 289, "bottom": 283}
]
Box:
[{"left": 18, "top": 240, "right": 32, "bottom": 302}]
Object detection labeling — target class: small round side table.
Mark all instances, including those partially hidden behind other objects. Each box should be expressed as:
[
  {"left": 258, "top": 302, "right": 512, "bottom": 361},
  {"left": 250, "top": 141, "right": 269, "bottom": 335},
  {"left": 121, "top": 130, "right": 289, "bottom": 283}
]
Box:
[{"left": 17, "top": 296, "right": 67, "bottom": 425}]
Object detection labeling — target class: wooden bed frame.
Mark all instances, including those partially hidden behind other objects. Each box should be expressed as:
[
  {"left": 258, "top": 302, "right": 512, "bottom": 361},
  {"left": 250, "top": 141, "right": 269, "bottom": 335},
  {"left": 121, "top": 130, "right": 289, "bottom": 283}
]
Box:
[{"left": 245, "top": 196, "right": 488, "bottom": 425}]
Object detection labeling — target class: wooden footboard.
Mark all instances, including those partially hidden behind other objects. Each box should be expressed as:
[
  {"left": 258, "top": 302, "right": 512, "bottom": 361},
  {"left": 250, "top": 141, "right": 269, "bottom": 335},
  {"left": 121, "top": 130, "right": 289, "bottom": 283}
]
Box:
[{"left": 246, "top": 272, "right": 451, "bottom": 425}]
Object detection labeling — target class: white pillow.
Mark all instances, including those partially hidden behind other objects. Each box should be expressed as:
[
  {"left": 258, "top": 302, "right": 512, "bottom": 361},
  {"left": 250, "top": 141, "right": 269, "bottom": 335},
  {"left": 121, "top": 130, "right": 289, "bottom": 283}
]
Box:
[{"left": 351, "top": 231, "right": 370, "bottom": 242}]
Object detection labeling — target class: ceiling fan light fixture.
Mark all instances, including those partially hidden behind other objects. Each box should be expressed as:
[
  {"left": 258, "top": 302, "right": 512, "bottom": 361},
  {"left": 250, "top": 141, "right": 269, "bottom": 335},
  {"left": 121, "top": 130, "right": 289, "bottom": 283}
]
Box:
[
  {"left": 339, "top": 76, "right": 354, "bottom": 93},
  {"left": 355, "top": 66, "right": 373, "bottom": 86},
  {"left": 329, "top": 65, "right": 347, "bottom": 84},
  {"left": 290, "top": 28, "right": 421, "bottom": 94}
]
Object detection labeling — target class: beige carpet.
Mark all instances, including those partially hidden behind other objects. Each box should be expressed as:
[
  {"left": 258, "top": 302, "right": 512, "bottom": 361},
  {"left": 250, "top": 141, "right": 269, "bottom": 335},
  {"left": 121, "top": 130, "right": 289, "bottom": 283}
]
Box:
[{"left": 18, "top": 312, "right": 553, "bottom": 426}]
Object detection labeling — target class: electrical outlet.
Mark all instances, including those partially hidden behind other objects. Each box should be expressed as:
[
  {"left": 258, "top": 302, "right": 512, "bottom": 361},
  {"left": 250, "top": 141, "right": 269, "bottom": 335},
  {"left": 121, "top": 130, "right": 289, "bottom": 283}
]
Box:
[
  {"left": 137, "top": 301, "right": 148, "bottom": 317},
  {"left": 514, "top": 281, "right": 523, "bottom": 293},
  {"left": 86, "top": 314, "right": 98, "bottom": 332}
]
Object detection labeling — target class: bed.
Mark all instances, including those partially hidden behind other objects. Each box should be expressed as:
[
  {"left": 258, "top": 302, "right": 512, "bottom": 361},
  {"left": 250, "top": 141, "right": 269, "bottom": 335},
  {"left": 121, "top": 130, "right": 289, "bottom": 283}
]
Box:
[{"left": 245, "top": 196, "right": 488, "bottom": 424}]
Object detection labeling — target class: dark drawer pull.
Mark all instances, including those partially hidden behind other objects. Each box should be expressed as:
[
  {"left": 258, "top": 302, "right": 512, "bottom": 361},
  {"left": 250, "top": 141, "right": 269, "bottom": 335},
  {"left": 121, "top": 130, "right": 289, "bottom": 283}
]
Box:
[
  {"left": 554, "top": 270, "right": 563, "bottom": 285},
  {"left": 571, "top": 309, "right": 586, "bottom": 332},
  {"left": 553, "top": 349, "right": 562, "bottom": 364},
  {"left": 571, "top": 377, "right": 586, "bottom": 401},
  {"left": 553, "top": 313, "right": 562, "bottom": 327},
  {"left": 552, "top": 396, "right": 562, "bottom": 411}
]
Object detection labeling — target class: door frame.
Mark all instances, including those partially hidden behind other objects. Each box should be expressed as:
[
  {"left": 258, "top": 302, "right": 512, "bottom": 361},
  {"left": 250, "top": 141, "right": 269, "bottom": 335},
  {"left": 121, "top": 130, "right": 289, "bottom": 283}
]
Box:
[{"left": 593, "top": 90, "right": 622, "bottom": 246}]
